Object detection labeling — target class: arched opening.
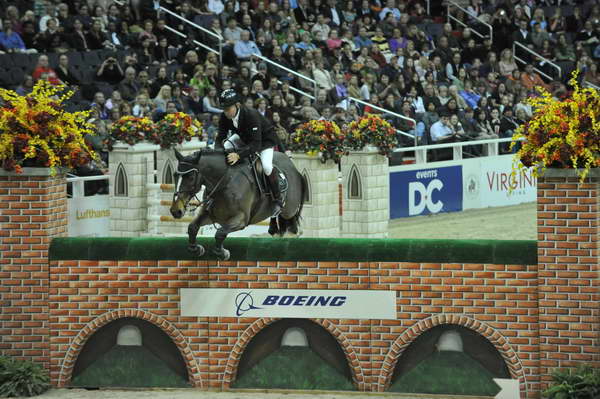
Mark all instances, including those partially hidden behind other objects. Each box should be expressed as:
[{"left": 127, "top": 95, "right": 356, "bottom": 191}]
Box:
[
  {"left": 70, "top": 317, "right": 189, "bottom": 388},
  {"left": 162, "top": 161, "right": 175, "bottom": 185},
  {"left": 301, "top": 170, "right": 311, "bottom": 204},
  {"left": 114, "top": 163, "right": 128, "bottom": 197},
  {"left": 231, "top": 319, "right": 355, "bottom": 390},
  {"left": 389, "top": 325, "right": 509, "bottom": 396},
  {"left": 348, "top": 165, "right": 362, "bottom": 199}
]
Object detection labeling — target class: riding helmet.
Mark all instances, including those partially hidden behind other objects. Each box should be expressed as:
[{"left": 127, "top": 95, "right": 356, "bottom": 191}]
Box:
[{"left": 220, "top": 89, "right": 240, "bottom": 107}]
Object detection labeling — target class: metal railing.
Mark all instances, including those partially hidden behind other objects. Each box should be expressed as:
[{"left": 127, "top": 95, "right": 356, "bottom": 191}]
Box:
[
  {"left": 253, "top": 53, "right": 318, "bottom": 99},
  {"left": 513, "top": 41, "right": 561, "bottom": 81},
  {"left": 348, "top": 96, "right": 418, "bottom": 146},
  {"left": 159, "top": 5, "right": 224, "bottom": 64},
  {"left": 67, "top": 174, "right": 110, "bottom": 198},
  {"left": 446, "top": 0, "right": 493, "bottom": 43},
  {"left": 393, "top": 137, "right": 519, "bottom": 164},
  {"left": 583, "top": 80, "right": 600, "bottom": 91}
]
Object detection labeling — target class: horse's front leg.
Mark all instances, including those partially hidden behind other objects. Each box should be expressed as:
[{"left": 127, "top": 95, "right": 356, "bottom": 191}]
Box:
[
  {"left": 188, "top": 207, "right": 212, "bottom": 256},
  {"left": 213, "top": 214, "right": 247, "bottom": 261}
]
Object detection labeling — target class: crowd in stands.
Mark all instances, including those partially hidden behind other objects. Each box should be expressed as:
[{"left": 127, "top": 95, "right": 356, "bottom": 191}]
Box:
[{"left": 1, "top": 0, "right": 600, "bottom": 166}]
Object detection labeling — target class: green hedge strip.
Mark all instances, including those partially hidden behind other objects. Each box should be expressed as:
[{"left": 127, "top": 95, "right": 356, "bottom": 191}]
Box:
[{"left": 49, "top": 237, "right": 537, "bottom": 265}]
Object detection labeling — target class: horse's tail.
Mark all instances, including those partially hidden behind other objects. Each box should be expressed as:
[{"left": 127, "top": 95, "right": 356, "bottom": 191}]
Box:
[{"left": 295, "top": 172, "right": 308, "bottom": 224}]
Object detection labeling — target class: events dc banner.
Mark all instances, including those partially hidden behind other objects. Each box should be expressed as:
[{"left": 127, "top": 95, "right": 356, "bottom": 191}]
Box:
[{"left": 389, "top": 166, "right": 463, "bottom": 219}]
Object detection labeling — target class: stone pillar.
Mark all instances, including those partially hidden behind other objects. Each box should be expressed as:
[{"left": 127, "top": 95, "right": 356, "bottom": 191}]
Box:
[
  {"left": 109, "top": 142, "right": 159, "bottom": 237},
  {"left": 340, "top": 148, "right": 389, "bottom": 238},
  {"left": 536, "top": 169, "right": 599, "bottom": 392},
  {"left": 292, "top": 153, "right": 340, "bottom": 237},
  {"left": 0, "top": 168, "right": 67, "bottom": 370}
]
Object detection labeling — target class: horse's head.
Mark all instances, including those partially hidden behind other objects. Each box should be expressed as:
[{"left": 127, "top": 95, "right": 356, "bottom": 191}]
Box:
[{"left": 170, "top": 149, "right": 202, "bottom": 219}]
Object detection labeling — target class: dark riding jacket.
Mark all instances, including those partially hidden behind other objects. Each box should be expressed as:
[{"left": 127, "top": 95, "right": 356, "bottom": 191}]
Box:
[{"left": 216, "top": 106, "right": 285, "bottom": 158}]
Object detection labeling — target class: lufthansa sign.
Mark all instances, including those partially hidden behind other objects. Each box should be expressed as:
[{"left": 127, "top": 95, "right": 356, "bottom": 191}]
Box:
[{"left": 180, "top": 289, "right": 397, "bottom": 319}]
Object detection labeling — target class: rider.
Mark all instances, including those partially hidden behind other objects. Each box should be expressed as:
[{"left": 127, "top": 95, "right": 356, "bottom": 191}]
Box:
[{"left": 216, "top": 88, "right": 285, "bottom": 217}]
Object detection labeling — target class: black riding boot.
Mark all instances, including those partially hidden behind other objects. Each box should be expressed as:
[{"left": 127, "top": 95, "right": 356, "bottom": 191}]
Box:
[{"left": 267, "top": 172, "right": 284, "bottom": 217}]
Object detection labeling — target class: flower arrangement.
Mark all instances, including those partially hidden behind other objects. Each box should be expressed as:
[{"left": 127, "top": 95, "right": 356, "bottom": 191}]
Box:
[
  {"left": 0, "top": 80, "right": 97, "bottom": 175},
  {"left": 149, "top": 112, "right": 203, "bottom": 149},
  {"left": 106, "top": 115, "right": 155, "bottom": 150},
  {"left": 511, "top": 72, "right": 600, "bottom": 182},
  {"left": 345, "top": 113, "right": 399, "bottom": 157},
  {"left": 290, "top": 119, "right": 345, "bottom": 163}
]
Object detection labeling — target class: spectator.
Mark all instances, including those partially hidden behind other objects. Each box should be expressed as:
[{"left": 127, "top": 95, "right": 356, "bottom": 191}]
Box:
[
  {"left": 153, "top": 85, "right": 172, "bottom": 112},
  {"left": 132, "top": 93, "right": 154, "bottom": 118},
  {"left": 186, "top": 86, "right": 204, "bottom": 117},
  {"left": 32, "top": 54, "right": 61, "bottom": 85},
  {"left": 55, "top": 53, "right": 79, "bottom": 86},
  {"left": 499, "top": 106, "right": 518, "bottom": 152},
  {"left": 16, "top": 74, "right": 34, "bottom": 95},
  {"left": 91, "top": 92, "right": 109, "bottom": 120},
  {"left": 429, "top": 111, "right": 454, "bottom": 143},
  {"left": 354, "top": 27, "right": 373, "bottom": 50},
  {"left": 0, "top": 19, "right": 31, "bottom": 53},
  {"left": 68, "top": 19, "right": 90, "bottom": 51},
  {"left": 203, "top": 86, "right": 223, "bottom": 114},
  {"left": 234, "top": 29, "right": 261, "bottom": 62},
  {"left": 498, "top": 48, "right": 518, "bottom": 78},
  {"left": 118, "top": 67, "right": 139, "bottom": 102},
  {"left": 520, "top": 64, "right": 550, "bottom": 92}
]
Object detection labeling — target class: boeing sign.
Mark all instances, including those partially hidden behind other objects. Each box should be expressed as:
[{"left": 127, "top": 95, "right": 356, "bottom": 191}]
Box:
[{"left": 181, "top": 289, "right": 396, "bottom": 319}]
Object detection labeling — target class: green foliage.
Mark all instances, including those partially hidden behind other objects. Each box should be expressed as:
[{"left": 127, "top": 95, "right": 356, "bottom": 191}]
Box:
[
  {"left": 71, "top": 346, "right": 189, "bottom": 388},
  {"left": 543, "top": 364, "right": 600, "bottom": 399},
  {"left": 390, "top": 351, "right": 501, "bottom": 396},
  {"left": 0, "top": 356, "right": 50, "bottom": 398},
  {"left": 232, "top": 346, "right": 355, "bottom": 390}
]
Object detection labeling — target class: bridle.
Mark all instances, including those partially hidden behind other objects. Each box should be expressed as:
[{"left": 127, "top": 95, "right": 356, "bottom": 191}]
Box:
[
  {"left": 173, "top": 162, "right": 203, "bottom": 213},
  {"left": 173, "top": 159, "right": 229, "bottom": 214}
]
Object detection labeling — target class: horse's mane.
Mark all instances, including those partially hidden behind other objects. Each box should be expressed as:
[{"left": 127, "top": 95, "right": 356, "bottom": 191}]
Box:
[{"left": 200, "top": 148, "right": 226, "bottom": 155}]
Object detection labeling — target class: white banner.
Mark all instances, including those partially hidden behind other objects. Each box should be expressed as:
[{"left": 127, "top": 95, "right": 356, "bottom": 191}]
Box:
[
  {"left": 68, "top": 195, "right": 110, "bottom": 237},
  {"left": 477, "top": 156, "right": 536, "bottom": 207},
  {"left": 181, "top": 288, "right": 397, "bottom": 319}
]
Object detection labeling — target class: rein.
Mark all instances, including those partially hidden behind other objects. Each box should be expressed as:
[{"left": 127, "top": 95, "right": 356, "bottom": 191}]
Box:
[{"left": 174, "top": 159, "right": 229, "bottom": 213}]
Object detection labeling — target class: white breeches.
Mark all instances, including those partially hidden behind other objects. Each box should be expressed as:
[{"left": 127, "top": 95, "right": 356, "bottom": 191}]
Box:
[{"left": 224, "top": 134, "right": 274, "bottom": 175}]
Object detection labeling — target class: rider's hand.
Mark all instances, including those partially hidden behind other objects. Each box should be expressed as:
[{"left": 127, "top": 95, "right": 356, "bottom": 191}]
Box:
[{"left": 227, "top": 152, "right": 240, "bottom": 165}]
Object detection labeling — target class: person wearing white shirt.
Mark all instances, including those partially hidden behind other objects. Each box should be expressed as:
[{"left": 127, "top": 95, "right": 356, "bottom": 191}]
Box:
[
  {"left": 311, "top": 15, "right": 330, "bottom": 42},
  {"left": 430, "top": 113, "right": 454, "bottom": 142},
  {"left": 208, "top": 0, "right": 225, "bottom": 14},
  {"left": 379, "top": 0, "right": 401, "bottom": 21}
]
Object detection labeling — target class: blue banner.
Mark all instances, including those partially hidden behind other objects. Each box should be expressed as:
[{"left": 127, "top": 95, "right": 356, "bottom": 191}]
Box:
[{"left": 390, "top": 166, "right": 463, "bottom": 218}]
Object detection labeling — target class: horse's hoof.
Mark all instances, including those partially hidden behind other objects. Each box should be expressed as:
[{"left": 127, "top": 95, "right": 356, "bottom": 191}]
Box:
[
  {"left": 188, "top": 244, "right": 205, "bottom": 257},
  {"left": 213, "top": 248, "right": 230, "bottom": 261}
]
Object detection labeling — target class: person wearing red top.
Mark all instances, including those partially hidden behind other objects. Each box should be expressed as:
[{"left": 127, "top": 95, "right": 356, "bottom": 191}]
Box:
[{"left": 31, "top": 54, "right": 62, "bottom": 85}]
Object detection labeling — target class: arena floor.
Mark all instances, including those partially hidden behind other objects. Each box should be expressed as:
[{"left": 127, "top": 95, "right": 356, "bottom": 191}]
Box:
[
  {"left": 37, "top": 388, "right": 491, "bottom": 399},
  {"left": 388, "top": 203, "right": 536, "bottom": 241}
]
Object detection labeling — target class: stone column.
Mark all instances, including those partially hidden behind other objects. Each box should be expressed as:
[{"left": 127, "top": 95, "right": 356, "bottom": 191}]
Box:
[
  {"left": 341, "top": 148, "right": 389, "bottom": 238},
  {"left": 109, "top": 142, "right": 159, "bottom": 237},
  {"left": 0, "top": 168, "right": 67, "bottom": 370},
  {"left": 292, "top": 153, "right": 340, "bottom": 237},
  {"left": 536, "top": 169, "right": 599, "bottom": 392}
]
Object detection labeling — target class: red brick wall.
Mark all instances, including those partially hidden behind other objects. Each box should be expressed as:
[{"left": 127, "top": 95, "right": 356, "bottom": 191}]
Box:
[
  {"left": 48, "top": 259, "right": 535, "bottom": 395},
  {"left": 536, "top": 172, "right": 600, "bottom": 389},
  {"left": 0, "top": 171, "right": 67, "bottom": 370}
]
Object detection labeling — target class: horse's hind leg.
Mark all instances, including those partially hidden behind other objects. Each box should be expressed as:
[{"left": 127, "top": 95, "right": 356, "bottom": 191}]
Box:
[
  {"left": 188, "top": 210, "right": 212, "bottom": 256},
  {"left": 213, "top": 214, "right": 246, "bottom": 261}
]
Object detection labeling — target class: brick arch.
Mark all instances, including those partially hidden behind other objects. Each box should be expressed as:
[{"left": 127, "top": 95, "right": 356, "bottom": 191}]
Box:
[
  {"left": 222, "top": 318, "right": 365, "bottom": 390},
  {"left": 57, "top": 309, "right": 202, "bottom": 388},
  {"left": 377, "top": 314, "right": 527, "bottom": 394}
]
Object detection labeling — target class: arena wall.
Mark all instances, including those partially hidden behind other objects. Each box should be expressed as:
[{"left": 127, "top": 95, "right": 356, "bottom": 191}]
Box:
[{"left": 1, "top": 168, "right": 598, "bottom": 399}]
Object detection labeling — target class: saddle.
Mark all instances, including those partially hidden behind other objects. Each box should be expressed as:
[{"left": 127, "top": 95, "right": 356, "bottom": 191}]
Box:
[{"left": 249, "top": 154, "right": 288, "bottom": 202}]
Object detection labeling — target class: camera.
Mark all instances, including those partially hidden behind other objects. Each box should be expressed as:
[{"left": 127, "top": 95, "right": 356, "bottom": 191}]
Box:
[{"left": 499, "top": 10, "right": 506, "bottom": 16}]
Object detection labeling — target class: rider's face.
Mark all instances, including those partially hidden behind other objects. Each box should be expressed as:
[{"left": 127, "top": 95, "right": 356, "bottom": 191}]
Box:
[{"left": 224, "top": 104, "right": 237, "bottom": 119}]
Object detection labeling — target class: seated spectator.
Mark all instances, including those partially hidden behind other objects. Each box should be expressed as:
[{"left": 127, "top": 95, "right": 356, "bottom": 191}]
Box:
[
  {"left": 32, "top": 54, "right": 61, "bottom": 85},
  {"left": 106, "top": 21, "right": 128, "bottom": 49},
  {"left": 153, "top": 100, "right": 179, "bottom": 122},
  {"left": 205, "top": 113, "right": 220, "bottom": 146},
  {"left": 234, "top": 30, "right": 262, "bottom": 62},
  {"left": 90, "top": 92, "right": 109, "bottom": 120},
  {"left": 354, "top": 27, "right": 373, "bottom": 50},
  {"left": 203, "top": 86, "right": 223, "bottom": 114},
  {"left": 132, "top": 93, "right": 154, "bottom": 118},
  {"left": 68, "top": 19, "right": 91, "bottom": 51},
  {"left": 459, "top": 80, "right": 481, "bottom": 110},
  {"left": 0, "top": 19, "right": 33, "bottom": 53},
  {"left": 186, "top": 86, "right": 204, "bottom": 117},
  {"left": 55, "top": 53, "right": 80, "bottom": 86},
  {"left": 520, "top": 64, "right": 550, "bottom": 92},
  {"left": 96, "top": 56, "right": 124, "bottom": 85},
  {"left": 105, "top": 90, "right": 124, "bottom": 112},
  {"left": 498, "top": 48, "right": 518, "bottom": 78},
  {"left": 429, "top": 111, "right": 454, "bottom": 143},
  {"left": 15, "top": 74, "right": 34, "bottom": 95},
  {"left": 326, "top": 29, "right": 342, "bottom": 52},
  {"left": 118, "top": 67, "right": 139, "bottom": 103},
  {"left": 88, "top": 19, "right": 108, "bottom": 50},
  {"left": 499, "top": 106, "right": 519, "bottom": 153},
  {"left": 153, "top": 85, "right": 172, "bottom": 112}
]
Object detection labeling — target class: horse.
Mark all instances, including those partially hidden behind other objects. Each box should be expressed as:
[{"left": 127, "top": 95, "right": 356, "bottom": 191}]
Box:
[{"left": 170, "top": 148, "right": 307, "bottom": 260}]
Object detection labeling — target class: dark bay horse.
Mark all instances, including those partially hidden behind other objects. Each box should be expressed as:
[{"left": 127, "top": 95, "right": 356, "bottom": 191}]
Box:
[{"left": 170, "top": 149, "right": 307, "bottom": 260}]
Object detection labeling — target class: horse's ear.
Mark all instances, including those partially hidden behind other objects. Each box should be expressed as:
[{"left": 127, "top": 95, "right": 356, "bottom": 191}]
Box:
[{"left": 174, "top": 149, "right": 184, "bottom": 162}]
